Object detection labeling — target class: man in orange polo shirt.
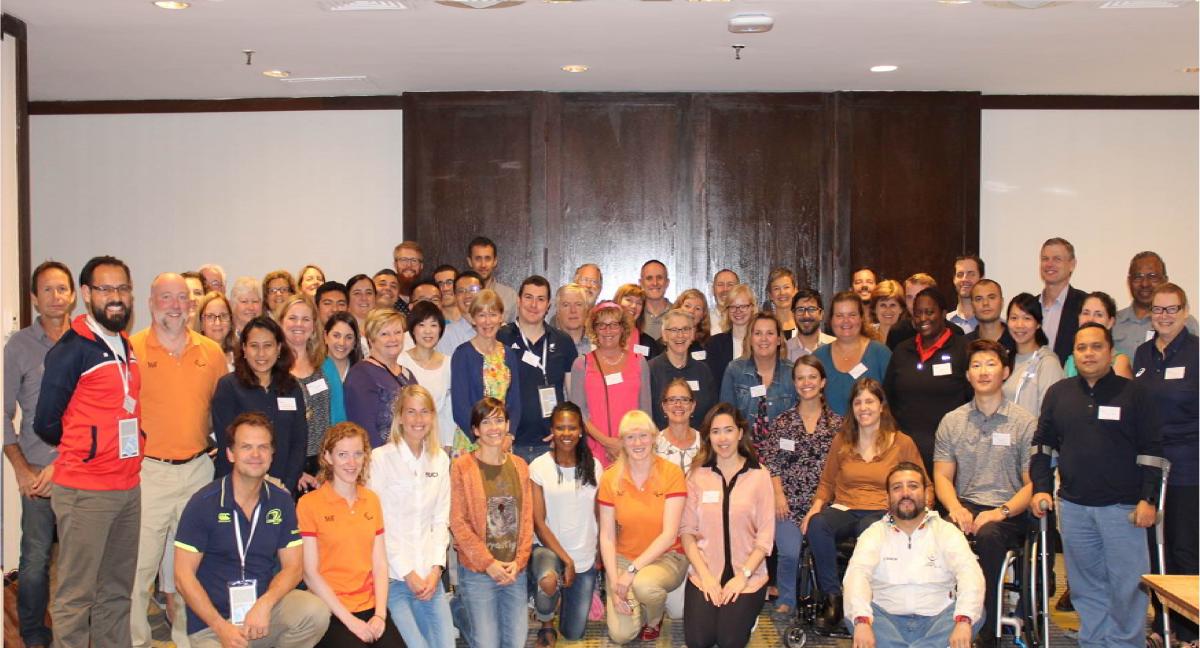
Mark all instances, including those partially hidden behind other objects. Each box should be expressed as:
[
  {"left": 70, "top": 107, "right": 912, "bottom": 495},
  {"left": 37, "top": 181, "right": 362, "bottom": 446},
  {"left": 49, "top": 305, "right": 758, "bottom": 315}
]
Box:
[{"left": 129, "top": 273, "right": 228, "bottom": 648}]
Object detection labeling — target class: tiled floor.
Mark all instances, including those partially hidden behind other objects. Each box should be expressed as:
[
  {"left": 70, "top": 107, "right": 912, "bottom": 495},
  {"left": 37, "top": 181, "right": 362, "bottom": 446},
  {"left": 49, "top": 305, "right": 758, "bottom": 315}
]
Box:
[{"left": 146, "top": 556, "right": 1105, "bottom": 647}]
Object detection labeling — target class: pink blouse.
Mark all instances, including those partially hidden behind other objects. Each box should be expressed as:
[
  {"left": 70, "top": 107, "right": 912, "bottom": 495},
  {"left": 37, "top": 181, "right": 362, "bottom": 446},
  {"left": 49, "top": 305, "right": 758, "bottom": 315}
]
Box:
[
  {"left": 679, "top": 461, "right": 776, "bottom": 593},
  {"left": 573, "top": 351, "right": 650, "bottom": 467}
]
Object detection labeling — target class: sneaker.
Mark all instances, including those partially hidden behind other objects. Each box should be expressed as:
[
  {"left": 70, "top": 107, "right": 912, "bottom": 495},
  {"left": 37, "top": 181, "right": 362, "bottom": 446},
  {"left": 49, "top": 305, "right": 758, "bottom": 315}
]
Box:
[{"left": 640, "top": 620, "right": 663, "bottom": 641}]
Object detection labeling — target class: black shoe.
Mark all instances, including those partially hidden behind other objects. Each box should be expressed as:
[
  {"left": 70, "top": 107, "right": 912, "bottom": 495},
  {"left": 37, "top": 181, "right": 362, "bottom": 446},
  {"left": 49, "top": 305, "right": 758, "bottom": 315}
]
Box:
[{"left": 813, "top": 594, "right": 844, "bottom": 633}]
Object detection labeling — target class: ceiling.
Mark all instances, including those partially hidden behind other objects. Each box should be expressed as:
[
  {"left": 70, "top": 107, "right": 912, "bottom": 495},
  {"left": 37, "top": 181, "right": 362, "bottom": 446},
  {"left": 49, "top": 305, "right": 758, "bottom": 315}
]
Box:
[{"left": 5, "top": 0, "right": 1198, "bottom": 101}]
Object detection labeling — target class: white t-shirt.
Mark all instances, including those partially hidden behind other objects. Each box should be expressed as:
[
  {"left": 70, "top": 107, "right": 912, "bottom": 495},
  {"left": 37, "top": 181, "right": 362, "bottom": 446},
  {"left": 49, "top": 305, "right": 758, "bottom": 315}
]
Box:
[
  {"left": 398, "top": 350, "right": 457, "bottom": 448},
  {"left": 528, "top": 452, "right": 602, "bottom": 572}
]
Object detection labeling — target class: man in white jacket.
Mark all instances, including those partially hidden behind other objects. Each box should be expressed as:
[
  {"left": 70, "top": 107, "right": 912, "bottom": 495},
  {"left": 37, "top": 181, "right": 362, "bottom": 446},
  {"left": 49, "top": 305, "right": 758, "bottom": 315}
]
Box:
[{"left": 843, "top": 462, "right": 985, "bottom": 648}]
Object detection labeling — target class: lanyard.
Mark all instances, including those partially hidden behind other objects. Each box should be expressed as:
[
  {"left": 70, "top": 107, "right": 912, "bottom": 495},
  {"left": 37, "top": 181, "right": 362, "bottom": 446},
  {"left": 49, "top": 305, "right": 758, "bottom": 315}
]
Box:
[
  {"left": 233, "top": 494, "right": 262, "bottom": 582},
  {"left": 519, "top": 327, "right": 550, "bottom": 385},
  {"left": 86, "top": 315, "right": 132, "bottom": 405},
  {"left": 1013, "top": 348, "right": 1046, "bottom": 405}
]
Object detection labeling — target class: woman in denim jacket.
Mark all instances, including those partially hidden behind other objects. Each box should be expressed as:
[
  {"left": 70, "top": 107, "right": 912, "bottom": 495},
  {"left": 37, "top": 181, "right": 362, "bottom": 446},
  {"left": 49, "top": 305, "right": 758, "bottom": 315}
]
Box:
[{"left": 719, "top": 311, "right": 797, "bottom": 446}]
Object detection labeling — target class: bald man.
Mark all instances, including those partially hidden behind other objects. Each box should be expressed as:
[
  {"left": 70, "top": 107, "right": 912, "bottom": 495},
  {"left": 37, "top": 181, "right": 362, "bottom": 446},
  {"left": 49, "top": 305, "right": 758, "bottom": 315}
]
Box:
[{"left": 129, "top": 273, "right": 228, "bottom": 648}]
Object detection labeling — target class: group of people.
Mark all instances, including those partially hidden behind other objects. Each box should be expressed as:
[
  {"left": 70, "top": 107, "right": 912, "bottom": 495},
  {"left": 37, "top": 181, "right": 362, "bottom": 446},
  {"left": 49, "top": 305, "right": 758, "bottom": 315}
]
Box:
[{"left": 3, "top": 235, "right": 1196, "bottom": 648}]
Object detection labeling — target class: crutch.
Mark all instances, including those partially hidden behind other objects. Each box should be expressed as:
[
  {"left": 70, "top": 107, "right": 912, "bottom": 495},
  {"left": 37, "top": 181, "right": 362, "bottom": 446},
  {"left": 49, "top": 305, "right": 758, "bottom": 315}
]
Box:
[
  {"left": 1037, "top": 499, "right": 1051, "bottom": 648},
  {"left": 1135, "top": 455, "right": 1173, "bottom": 647}
]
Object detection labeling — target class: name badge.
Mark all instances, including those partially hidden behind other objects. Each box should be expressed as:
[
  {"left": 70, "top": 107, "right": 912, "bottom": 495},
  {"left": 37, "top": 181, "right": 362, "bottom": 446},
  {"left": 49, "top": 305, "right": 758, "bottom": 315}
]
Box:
[
  {"left": 1098, "top": 405, "right": 1121, "bottom": 421},
  {"left": 522, "top": 350, "right": 542, "bottom": 368},
  {"left": 118, "top": 418, "right": 140, "bottom": 459},
  {"left": 1146, "top": 329, "right": 1156, "bottom": 342},
  {"left": 701, "top": 490, "right": 721, "bottom": 504},
  {"left": 992, "top": 432, "right": 1011, "bottom": 447},
  {"left": 277, "top": 397, "right": 297, "bottom": 411},
  {"left": 687, "top": 380, "right": 701, "bottom": 391},
  {"left": 1165, "top": 366, "right": 1186, "bottom": 380},
  {"left": 538, "top": 386, "right": 557, "bottom": 419},
  {"left": 306, "top": 378, "right": 328, "bottom": 396},
  {"left": 750, "top": 384, "right": 767, "bottom": 398},
  {"left": 780, "top": 438, "right": 796, "bottom": 452},
  {"left": 849, "top": 363, "right": 868, "bottom": 379},
  {"left": 123, "top": 394, "right": 137, "bottom": 414},
  {"left": 633, "top": 344, "right": 650, "bottom": 357},
  {"left": 691, "top": 350, "right": 707, "bottom": 361},
  {"left": 604, "top": 373, "right": 623, "bottom": 386},
  {"left": 932, "top": 363, "right": 952, "bottom": 377},
  {"left": 830, "top": 503, "right": 850, "bottom": 512},
  {"left": 228, "top": 579, "right": 258, "bottom": 625}
]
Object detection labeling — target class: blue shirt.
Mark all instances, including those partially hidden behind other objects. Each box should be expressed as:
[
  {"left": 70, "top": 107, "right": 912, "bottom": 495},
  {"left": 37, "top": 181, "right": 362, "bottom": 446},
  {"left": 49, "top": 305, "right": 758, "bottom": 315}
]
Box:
[
  {"left": 719, "top": 357, "right": 797, "bottom": 429},
  {"left": 496, "top": 323, "right": 578, "bottom": 447},
  {"left": 1134, "top": 332, "right": 1198, "bottom": 486},
  {"left": 174, "top": 476, "right": 302, "bottom": 635},
  {"left": 812, "top": 340, "right": 892, "bottom": 416}
]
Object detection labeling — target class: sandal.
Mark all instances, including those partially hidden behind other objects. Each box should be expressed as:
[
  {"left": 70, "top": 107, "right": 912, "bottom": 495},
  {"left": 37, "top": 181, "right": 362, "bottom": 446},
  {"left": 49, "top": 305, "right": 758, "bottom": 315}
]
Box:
[{"left": 535, "top": 626, "right": 557, "bottom": 648}]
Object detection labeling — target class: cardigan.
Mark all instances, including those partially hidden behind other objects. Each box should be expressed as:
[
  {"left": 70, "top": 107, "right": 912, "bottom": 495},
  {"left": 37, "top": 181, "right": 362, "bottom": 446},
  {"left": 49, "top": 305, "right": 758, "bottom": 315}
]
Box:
[
  {"left": 449, "top": 452, "right": 534, "bottom": 572},
  {"left": 450, "top": 341, "right": 524, "bottom": 437}
]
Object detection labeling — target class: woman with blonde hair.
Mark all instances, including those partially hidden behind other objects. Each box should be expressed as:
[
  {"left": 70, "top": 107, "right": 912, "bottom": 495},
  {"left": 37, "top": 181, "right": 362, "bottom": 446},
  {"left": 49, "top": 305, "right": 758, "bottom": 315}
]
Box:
[
  {"left": 568, "top": 301, "right": 652, "bottom": 466},
  {"left": 673, "top": 289, "right": 712, "bottom": 347},
  {"left": 450, "top": 288, "right": 523, "bottom": 438},
  {"left": 298, "top": 264, "right": 326, "bottom": 298},
  {"left": 371, "top": 385, "right": 454, "bottom": 648},
  {"left": 345, "top": 308, "right": 417, "bottom": 447},
  {"left": 704, "top": 283, "right": 757, "bottom": 386},
  {"left": 297, "top": 422, "right": 405, "bottom": 647},
  {"left": 278, "top": 295, "right": 332, "bottom": 492},
  {"left": 870, "top": 279, "right": 908, "bottom": 343},
  {"left": 598, "top": 410, "right": 688, "bottom": 644}
]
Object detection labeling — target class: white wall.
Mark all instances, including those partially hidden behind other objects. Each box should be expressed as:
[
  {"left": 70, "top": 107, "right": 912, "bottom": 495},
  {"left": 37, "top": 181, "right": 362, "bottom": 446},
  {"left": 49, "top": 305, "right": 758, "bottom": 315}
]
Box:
[
  {"left": 2, "top": 30, "right": 24, "bottom": 570},
  {"left": 29, "top": 110, "right": 405, "bottom": 318},
  {"left": 981, "top": 109, "right": 1198, "bottom": 306}
]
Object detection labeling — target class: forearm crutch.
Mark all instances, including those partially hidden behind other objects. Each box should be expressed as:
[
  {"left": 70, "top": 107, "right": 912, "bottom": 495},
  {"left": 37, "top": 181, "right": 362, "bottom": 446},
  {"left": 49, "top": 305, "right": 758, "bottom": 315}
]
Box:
[{"left": 1136, "top": 455, "right": 1173, "bottom": 646}]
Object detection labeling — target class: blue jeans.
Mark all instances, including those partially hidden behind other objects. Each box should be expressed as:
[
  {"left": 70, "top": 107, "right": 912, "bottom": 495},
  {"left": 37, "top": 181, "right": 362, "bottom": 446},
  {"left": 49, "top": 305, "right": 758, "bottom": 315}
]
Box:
[
  {"left": 775, "top": 519, "right": 804, "bottom": 608},
  {"left": 511, "top": 444, "right": 547, "bottom": 467},
  {"left": 456, "top": 563, "right": 528, "bottom": 648},
  {"left": 387, "top": 577, "right": 455, "bottom": 648},
  {"left": 17, "top": 494, "right": 56, "bottom": 646},
  {"left": 1059, "top": 499, "right": 1150, "bottom": 648},
  {"left": 846, "top": 602, "right": 982, "bottom": 648},
  {"left": 805, "top": 508, "right": 885, "bottom": 594},
  {"left": 529, "top": 545, "right": 597, "bottom": 640}
]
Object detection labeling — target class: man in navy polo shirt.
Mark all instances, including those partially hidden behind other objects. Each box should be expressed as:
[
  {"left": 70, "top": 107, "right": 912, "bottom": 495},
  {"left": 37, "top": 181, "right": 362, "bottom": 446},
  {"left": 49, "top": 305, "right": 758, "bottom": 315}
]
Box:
[{"left": 174, "top": 412, "right": 329, "bottom": 647}]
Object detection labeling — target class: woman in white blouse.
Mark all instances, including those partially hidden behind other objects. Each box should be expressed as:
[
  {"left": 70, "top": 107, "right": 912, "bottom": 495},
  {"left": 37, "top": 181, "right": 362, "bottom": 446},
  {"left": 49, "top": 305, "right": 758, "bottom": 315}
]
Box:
[
  {"left": 370, "top": 385, "right": 454, "bottom": 648},
  {"left": 398, "top": 301, "right": 458, "bottom": 452}
]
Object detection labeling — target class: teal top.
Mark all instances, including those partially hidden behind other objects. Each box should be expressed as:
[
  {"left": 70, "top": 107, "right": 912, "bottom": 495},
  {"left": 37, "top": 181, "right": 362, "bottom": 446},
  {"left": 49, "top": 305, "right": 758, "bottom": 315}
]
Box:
[{"left": 1063, "top": 351, "right": 1128, "bottom": 378}]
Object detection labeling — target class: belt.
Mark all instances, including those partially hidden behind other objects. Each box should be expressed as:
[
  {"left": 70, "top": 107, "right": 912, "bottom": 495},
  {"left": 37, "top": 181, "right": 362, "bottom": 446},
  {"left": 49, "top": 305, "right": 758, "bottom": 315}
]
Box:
[{"left": 145, "top": 449, "right": 211, "bottom": 465}]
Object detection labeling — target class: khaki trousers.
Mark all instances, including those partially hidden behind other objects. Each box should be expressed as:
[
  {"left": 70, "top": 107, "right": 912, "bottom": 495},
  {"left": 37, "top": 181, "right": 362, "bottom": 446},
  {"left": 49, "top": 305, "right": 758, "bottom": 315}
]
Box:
[
  {"left": 606, "top": 551, "right": 688, "bottom": 645},
  {"left": 188, "top": 590, "right": 331, "bottom": 648}
]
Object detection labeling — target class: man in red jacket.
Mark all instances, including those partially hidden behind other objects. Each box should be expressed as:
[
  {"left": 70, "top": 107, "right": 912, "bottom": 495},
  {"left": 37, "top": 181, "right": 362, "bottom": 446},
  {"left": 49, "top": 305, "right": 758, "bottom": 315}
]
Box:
[{"left": 34, "top": 255, "right": 143, "bottom": 648}]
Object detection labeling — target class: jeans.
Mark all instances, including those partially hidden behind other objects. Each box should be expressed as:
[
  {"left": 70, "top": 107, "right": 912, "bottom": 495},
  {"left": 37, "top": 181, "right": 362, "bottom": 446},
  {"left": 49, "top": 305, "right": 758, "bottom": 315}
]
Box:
[
  {"left": 387, "top": 577, "right": 455, "bottom": 648},
  {"left": 805, "top": 508, "right": 884, "bottom": 594},
  {"left": 848, "top": 601, "right": 982, "bottom": 648},
  {"left": 529, "top": 545, "right": 597, "bottom": 641},
  {"left": 774, "top": 518, "right": 804, "bottom": 609},
  {"left": 511, "top": 443, "right": 547, "bottom": 467},
  {"left": 1058, "top": 499, "right": 1150, "bottom": 648},
  {"left": 17, "top": 493, "right": 56, "bottom": 646},
  {"left": 456, "top": 563, "right": 528, "bottom": 648}
]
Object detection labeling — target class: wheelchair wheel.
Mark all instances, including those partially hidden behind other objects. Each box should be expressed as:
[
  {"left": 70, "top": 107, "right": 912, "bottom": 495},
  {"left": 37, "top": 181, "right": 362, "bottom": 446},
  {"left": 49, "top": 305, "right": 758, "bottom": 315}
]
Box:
[{"left": 783, "top": 623, "right": 808, "bottom": 648}]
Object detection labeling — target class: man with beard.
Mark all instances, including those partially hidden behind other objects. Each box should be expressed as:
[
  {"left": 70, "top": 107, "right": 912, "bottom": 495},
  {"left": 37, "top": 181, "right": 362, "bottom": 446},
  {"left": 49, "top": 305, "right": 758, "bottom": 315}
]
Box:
[
  {"left": 1112, "top": 251, "right": 1198, "bottom": 359},
  {"left": 573, "top": 262, "right": 603, "bottom": 306},
  {"left": 391, "top": 240, "right": 424, "bottom": 315},
  {"left": 34, "top": 255, "right": 144, "bottom": 648},
  {"left": 128, "top": 273, "right": 227, "bottom": 648},
  {"left": 843, "top": 462, "right": 984, "bottom": 648},
  {"left": 786, "top": 288, "right": 835, "bottom": 361},
  {"left": 851, "top": 267, "right": 877, "bottom": 303},
  {"left": 467, "top": 236, "right": 518, "bottom": 322}
]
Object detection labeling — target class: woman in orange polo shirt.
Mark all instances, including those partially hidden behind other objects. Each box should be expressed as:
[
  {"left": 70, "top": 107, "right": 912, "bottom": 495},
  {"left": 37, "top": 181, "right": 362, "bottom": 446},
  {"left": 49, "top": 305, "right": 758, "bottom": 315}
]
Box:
[
  {"left": 297, "top": 422, "right": 404, "bottom": 648},
  {"left": 598, "top": 409, "right": 688, "bottom": 644}
]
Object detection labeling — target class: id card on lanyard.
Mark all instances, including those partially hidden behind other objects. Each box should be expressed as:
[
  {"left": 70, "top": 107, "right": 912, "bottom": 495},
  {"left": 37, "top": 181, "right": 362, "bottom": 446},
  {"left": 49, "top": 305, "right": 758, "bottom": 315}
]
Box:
[
  {"left": 520, "top": 329, "right": 558, "bottom": 418},
  {"left": 86, "top": 317, "right": 139, "bottom": 458},
  {"left": 229, "top": 485, "right": 261, "bottom": 625}
]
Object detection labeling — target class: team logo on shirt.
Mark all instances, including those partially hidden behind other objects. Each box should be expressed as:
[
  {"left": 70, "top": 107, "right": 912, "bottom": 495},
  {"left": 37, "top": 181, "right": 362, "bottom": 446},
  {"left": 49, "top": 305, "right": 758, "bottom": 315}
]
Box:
[
  {"left": 266, "top": 509, "right": 283, "bottom": 525},
  {"left": 217, "top": 512, "right": 231, "bottom": 523}
]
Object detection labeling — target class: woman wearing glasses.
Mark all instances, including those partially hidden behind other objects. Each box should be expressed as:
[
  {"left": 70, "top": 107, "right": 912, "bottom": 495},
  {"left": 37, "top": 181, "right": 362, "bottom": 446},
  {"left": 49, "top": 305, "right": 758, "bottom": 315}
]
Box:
[
  {"left": 704, "top": 284, "right": 757, "bottom": 389},
  {"left": 648, "top": 309, "right": 716, "bottom": 431}
]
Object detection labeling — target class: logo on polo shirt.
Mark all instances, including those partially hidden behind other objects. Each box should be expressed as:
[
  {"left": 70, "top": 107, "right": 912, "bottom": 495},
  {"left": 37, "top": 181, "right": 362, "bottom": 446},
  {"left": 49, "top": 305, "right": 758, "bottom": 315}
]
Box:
[
  {"left": 217, "top": 512, "right": 231, "bottom": 523},
  {"left": 266, "top": 509, "right": 283, "bottom": 525}
]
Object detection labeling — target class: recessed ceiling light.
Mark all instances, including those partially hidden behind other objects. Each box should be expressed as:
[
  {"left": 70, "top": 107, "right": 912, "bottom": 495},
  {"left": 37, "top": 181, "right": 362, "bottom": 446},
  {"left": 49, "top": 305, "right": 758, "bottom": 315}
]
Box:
[
  {"left": 153, "top": 1, "right": 190, "bottom": 8},
  {"left": 870, "top": 65, "right": 899, "bottom": 73},
  {"left": 262, "top": 69, "right": 291, "bottom": 78},
  {"left": 562, "top": 64, "right": 589, "bottom": 73}
]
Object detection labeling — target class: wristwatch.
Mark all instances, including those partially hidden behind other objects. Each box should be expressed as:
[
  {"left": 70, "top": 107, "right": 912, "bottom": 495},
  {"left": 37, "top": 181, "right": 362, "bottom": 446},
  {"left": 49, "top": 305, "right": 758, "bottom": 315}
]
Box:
[
  {"left": 741, "top": 566, "right": 753, "bottom": 579},
  {"left": 1000, "top": 504, "right": 1011, "bottom": 519},
  {"left": 854, "top": 616, "right": 872, "bottom": 626},
  {"left": 626, "top": 563, "right": 639, "bottom": 575}
]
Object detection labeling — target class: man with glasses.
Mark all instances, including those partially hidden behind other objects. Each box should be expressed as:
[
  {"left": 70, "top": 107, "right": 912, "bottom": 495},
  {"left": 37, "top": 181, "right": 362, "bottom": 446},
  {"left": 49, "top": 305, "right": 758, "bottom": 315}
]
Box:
[
  {"left": 648, "top": 309, "right": 716, "bottom": 429},
  {"left": 573, "top": 263, "right": 603, "bottom": 306},
  {"left": 432, "top": 265, "right": 461, "bottom": 322},
  {"left": 392, "top": 240, "right": 424, "bottom": 316},
  {"left": 786, "top": 288, "right": 834, "bottom": 362},
  {"left": 709, "top": 269, "right": 739, "bottom": 334},
  {"left": 197, "top": 264, "right": 226, "bottom": 296},
  {"left": 437, "top": 271, "right": 484, "bottom": 356},
  {"left": 1112, "top": 251, "right": 1197, "bottom": 359},
  {"left": 34, "top": 255, "right": 143, "bottom": 647}
]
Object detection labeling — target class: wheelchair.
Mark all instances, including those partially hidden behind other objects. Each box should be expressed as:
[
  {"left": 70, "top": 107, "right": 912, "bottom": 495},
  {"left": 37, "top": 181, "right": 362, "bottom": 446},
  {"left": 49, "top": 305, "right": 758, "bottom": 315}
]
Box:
[
  {"left": 782, "top": 537, "right": 858, "bottom": 647},
  {"left": 983, "top": 514, "right": 1053, "bottom": 648}
]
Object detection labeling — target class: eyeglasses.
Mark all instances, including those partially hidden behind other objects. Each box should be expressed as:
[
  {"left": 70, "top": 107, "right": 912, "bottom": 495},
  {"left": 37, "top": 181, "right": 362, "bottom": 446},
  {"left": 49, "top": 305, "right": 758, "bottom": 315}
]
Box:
[
  {"left": 1151, "top": 305, "right": 1184, "bottom": 315},
  {"left": 203, "top": 313, "right": 231, "bottom": 322},
  {"left": 1130, "top": 273, "right": 1163, "bottom": 283},
  {"left": 267, "top": 286, "right": 292, "bottom": 295},
  {"left": 663, "top": 327, "right": 694, "bottom": 335},
  {"left": 435, "top": 279, "right": 456, "bottom": 287},
  {"left": 90, "top": 284, "right": 132, "bottom": 296},
  {"left": 793, "top": 306, "right": 822, "bottom": 316},
  {"left": 663, "top": 396, "right": 694, "bottom": 405},
  {"left": 728, "top": 304, "right": 753, "bottom": 312},
  {"left": 595, "top": 322, "right": 622, "bottom": 331},
  {"left": 577, "top": 277, "right": 601, "bottom": 287},
  {"left": 394, "top": 257, "right": 422, "bottom": 267}
]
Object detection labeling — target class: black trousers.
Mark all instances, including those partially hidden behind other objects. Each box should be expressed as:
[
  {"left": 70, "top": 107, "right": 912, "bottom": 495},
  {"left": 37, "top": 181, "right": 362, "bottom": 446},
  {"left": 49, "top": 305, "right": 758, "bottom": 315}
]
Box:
[
  {"left": 959, "top": 500, "right": 1027, "bottom": 636},
  {"left": 1150, "top": 484, "right": 1199, "bottom": 641},
  {"left": 316, "top": 608, "right": 407, "bottom": 648},
  {"left": 683, "top": 581, "right": 767, "bottom": 648}
]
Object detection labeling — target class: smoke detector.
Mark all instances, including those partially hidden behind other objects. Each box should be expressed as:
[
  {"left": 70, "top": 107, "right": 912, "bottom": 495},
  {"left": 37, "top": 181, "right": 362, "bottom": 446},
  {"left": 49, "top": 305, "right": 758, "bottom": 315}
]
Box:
[{"left": 728, "top": 13, "right": 773, "bottom": 33}]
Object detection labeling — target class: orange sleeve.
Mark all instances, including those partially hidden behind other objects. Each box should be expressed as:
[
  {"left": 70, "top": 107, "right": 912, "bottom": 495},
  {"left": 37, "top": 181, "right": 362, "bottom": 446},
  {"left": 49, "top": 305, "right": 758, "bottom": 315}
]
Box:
[
  {"left": 514, "top": 458, "right": 535, "bottom": 570},
  {"left": 296, "top": 492, "right": 319, "bottom": 537},
  {"left": 662, "top": 461, "right": 686, "bottom": 498},
  {"left": 596, "top": 467, "right": 616, "bottom": 507},
  {"left": 449, "top": 456, "right": 492, "bottom": 567}
]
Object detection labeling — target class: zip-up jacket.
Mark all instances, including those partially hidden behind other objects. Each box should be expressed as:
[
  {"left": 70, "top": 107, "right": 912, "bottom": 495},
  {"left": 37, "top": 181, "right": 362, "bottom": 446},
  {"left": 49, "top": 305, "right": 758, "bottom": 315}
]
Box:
[{"left": 33, "top": 314, "right": 143, "bottom": 490}]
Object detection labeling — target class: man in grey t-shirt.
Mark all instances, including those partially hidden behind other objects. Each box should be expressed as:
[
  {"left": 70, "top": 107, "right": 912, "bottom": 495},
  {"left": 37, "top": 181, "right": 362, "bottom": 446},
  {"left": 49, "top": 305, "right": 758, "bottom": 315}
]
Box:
[
  {"left": 932, "top": 338, "right": 1037, "bottom": 648},
  {"left": 3, "top": 261, "right": 74, "bottom": 648}
]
